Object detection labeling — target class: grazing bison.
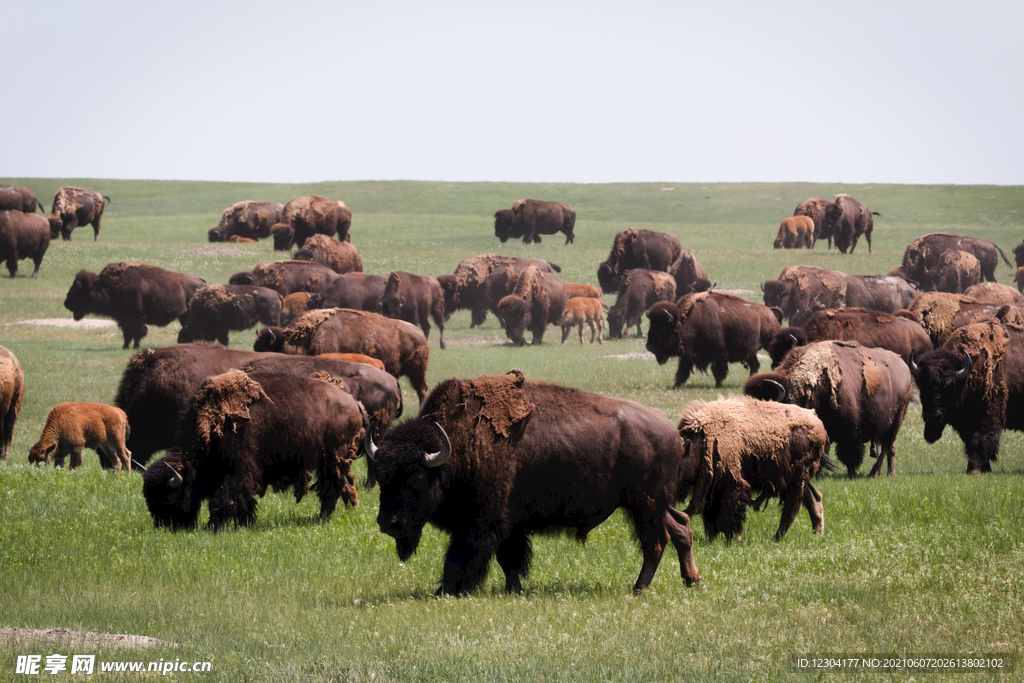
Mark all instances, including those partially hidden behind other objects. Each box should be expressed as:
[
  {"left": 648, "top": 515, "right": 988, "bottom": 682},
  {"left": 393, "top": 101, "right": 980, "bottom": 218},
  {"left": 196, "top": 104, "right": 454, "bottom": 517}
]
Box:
[
  {"left": 49, "top": 186, "right": 108, "bottom": 241},
  {"left": 177, "top": 285, "right": 284, "bottom": 345},
  {"left": 64, "top": 263, "right": 205, "bottom": 349},
  {"left": 0, "top": 184, "right": 43, "bottom": 213},
  {"left": 283, "top": 195, "right": 352, "bottom": 246},
  {"left": 909, "top": 318, "right": 1024, "bottom": 473},
  {"left": 668, "top": 250, "right": 711, "bottom": 296},
  {"left": 443, "top": 254, "right": 560, "bottom": 327},
  {"left": 292, "top": 234, "right": 363, "bottom": 274},
  {"left": 217, "top": 200, "right": 284, "bottom": 240},
  {"left": 253, "top": 308, "right": 430, "bottom": 404},
  {"left": 646, "top": 292, "right": 778, "bottom": 388},
  {"left": 928, "top": 250, "right": 982, "bottom": 293},
  {"left": 496, "top": 266, "right": 566, "bottom": 346},
  {"left": 824, "top": 194, "right": 877, "bottom": 254},
  {"left": 761, "top": 265, "right": 847, "bottom": 326},
  {"left": 745, "top": 341, "right": 913, "bottom": 478},
  {"left": 0, "top": 345, "right": 25, "bottom": 459},
  {"left": 597, "top": 228, "right": 682, "bottom": 294},
  {"left": 229, "top": 260, "right": 340, "bottom": 296},
  {"left": 768, "top": 308, "right": 932, "bottom": 368},
  {"left": 794, "top": 198, "right": 832, "bottom": 249},
  {"left": 28, "top": 403, "right": 131, "bottom": 471},
  {"left": 0, "top": 210, "right": 50, "bottom": 277},
  {"left": 559, "top": 296, "right": 607, "bottom": 344},
  {"left": 494, "top": 199, "right": 576, "bottom": 245},
  {"left": 365, "top": 370, "right": 701, "bottom": 595},
  {"left": 607, "top": 269, "right": 676, "bottom": 339},
  {"left": 313, "top": 272, "right": 386, "bottom": 313},
  {"left": 270, "top": 223, "right": 295, "bottom": 250},
  {"left": 902, "top": 233, "right": 1012, "bottom": 288},
  {"left": 142, "top": 371, "right": 365, "bottom": 530},
  {"left": 832, "top": 274, "right": 917, "bottom": 312},
  {"left": 773, "top": 216, "right": 814, "bottom": 249},
  {"left": 677, "top": 397, "right": 827, "bottom": 541},
  {"left": 380, "top": 271, "right": 447, "bottom": 349},
  {"left": 908, "top": 292, "right": 1004, "bottom": 347}
]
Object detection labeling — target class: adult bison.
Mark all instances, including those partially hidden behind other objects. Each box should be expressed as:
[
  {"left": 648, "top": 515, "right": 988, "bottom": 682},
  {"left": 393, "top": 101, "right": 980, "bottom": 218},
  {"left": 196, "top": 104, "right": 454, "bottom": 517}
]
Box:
[
  {"left": 48, "top": 186, "right": 109, "bottom": 241},
  {"left": 441, "top": 254, "right": 560, "bottom": 328},
  {"left": 292, "top": 234, "right": 363, "bottom": 274},
  {"left": 283, "top": 195, "right": 352, "bottom": 246},
  {"left": 909, "top": 318, "right": 1024, "bottom": 473},
  {"left": 365, "top": 370, "right": 701, "bottom": 595},
  {"left": 496, "top": 265, "right": 566, "bottom": 346},
  {"left": 962, "top": 282, "right": 1024, "bottom": 306},
  {"left": 64, "top": 263, "right": 205, "bottom": 349},
  {"left": 228, "top": 260, "right": 340, "bottom": 296},
  {"left": 494, "top": 199, "right": 576, "bottom": 245},
  {"left": 901, "top": 233, "right": 1012, "bottom": 288},
  {"left": 745, "top": 341, "right": 913, "bottom": 478},
  {"left": 677, "top": 397, "right": 827, "bottom": 541},
  {"left": 253, "top": 308, "right": 430, "bottom": 404},
  {"left": 597, "top": 228, "right": 682, "bottom": 294},
  {"left": 832, "top": 274, "right": 917, "bottom": 312},
  {"left": 908, "top": 292, "right": 1004, "bottom": 347},
  {"left": 793, "top": 198, "right": 832, "bottom": 249},
  {"left": 0, "top": 185, "right": 43, "bottom": 213},
  {"left": 0, "top": 345, "right": 25, "bottom": 460},
  {"left": 606, "top": 269, "right": 676, "bottom": 339},
  {"left": 824, "top": 194, "right": 877, "bottom": 254},
  {"left": 668, "top": 250, "right": 711, "bottom": 295},
  {"left": 0, "top": 210, "right": 50, "bottom": 277},
  {"left": 380, "top": 271, "right": 447, "bottom": 349},
  {"left": 773, "top": 216, "right": 814, "bottom": 249},
  {"left": 217, "top": 200, "right": 284, "bottom": 240},
  {"left": 142, "top": 371, "right": 365, "bottom": 530},
  {"left": 927, "top": 250, "right": 982, "bottom": 293},
  {"left": 177, "top": 285, "right": 284, "bottom": 345},
  {"left": 646, "top": 292, "right": 778, "bottom": 388},
  {"left": 311, "top": 273, "right": 387, "bottom": 313},
  {"left": 761, "top": 265, "right": 847, "bottom": 326}
]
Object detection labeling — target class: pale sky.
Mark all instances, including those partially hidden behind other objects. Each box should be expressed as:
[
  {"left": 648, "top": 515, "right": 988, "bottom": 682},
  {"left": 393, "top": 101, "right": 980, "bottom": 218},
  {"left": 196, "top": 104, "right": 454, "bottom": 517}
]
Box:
[{"left": 4, "top": 1, "right": 1022, "bottom": 185}]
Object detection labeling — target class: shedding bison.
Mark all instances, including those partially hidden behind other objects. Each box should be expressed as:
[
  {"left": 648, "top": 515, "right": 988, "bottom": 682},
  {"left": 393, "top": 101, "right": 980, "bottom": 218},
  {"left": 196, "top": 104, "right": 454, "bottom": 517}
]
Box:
[{"left": 365, "top": 370, "right": 701, "bottom": 595}]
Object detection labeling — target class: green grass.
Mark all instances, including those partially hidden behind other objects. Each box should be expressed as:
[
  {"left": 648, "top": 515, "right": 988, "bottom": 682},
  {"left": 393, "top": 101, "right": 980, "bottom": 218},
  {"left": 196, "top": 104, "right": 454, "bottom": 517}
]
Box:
[{"left": 1, "top": 178, "right": 1023, "bottom": 681}]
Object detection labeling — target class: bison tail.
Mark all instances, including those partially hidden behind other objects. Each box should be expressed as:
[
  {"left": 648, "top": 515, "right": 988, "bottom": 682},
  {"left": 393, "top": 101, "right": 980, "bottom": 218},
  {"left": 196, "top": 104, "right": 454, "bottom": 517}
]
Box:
[
  {"left": 818, "top": 453, "right": 839, "bottom": 475},
  {"left": 546, "top": 261, "right": 562, "bottom": 273},
  {"left": 103, "top": 195, "right": 112, "bottom": 205},
  {"left": 996, "top": 245, "right": 1013, "bottom": 267},
  {"left": 872, "top": 211, "right": 880, "bottom": 217}
]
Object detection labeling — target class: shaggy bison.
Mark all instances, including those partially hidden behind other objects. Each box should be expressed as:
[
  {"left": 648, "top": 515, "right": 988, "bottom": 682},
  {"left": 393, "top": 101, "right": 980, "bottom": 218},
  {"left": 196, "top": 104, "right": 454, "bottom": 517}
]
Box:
[
  {"left": 597, "top": 228, "right": 682, "bottom": 294},
  {"left": 0, "top": 210, "right": 50, "bottom": 277},
  {"left": 228, "top": 260, "right": 340, "bottom": 296},
  {"left": 283, "top": 195, "right": 352, "bottom": 246},
  {"left": 494, "top": 199, "right": 576, "bottom": 245},
  {"left": 496, "top": 266, "right": 566, "bottom": 346},
  {"left": 0, "top": 345, "right": 24, "bottom": 460},
  {"left": 28, "top": 403, "right": 131, "bottom": 471},
  {"left": 668, "top": 250, "right": 711, "bottom": 296},
  {"left": 49, "top": 186, "right": 108, "bottom": 241},
  {"left": 901, "top": 233, "right": 1012, "bottom": 288},
  {"left": 216, "top": 200, "right": 284, "bottom": 241},
  {"left": 442, "top": 254, "right": 560, "bottom": 328},
  {"left": 761, "top": 265, "right": 847, "bottom": 326},
  {"left": 380, "top": 271, "right": 447, "bottom": 349},
  {"left": 0, "top": 184, "right": 43, "bottom": 213},
  {"left": 824, "top": 194, "right": 877, "bottom": 254},
  {"left": 793, "top": 198, "right": 832, "bottom": 249},
  {"left": 292, "top": 234, "right": 363, "bottom": 274},
  {"left": 607, "top": 269, "right": 676, "bottom": 339},
  {"left": 177, "top": 284, "right": 284, "bottom": 345}
]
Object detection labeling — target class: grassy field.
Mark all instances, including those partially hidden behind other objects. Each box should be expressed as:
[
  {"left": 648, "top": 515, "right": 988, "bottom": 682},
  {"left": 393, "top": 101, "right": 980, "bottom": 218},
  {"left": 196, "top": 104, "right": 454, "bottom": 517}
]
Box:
[{"left": 0, "top": 178, "right": 1022, "bottom": 681}]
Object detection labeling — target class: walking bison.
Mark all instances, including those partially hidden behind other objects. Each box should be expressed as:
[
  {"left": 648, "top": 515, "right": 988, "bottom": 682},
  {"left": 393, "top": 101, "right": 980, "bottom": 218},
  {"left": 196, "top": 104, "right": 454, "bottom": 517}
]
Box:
[
  {"left": 607, "top": 269, "right": 676, "bottom": 339},
  {"left": 380, "top": 271, "right": 447, "bottom": 349},
  {"left": 0, "top": 210, "right": 50, "bottom": 277},
  {"left": 494, "top": 199, "right": 576, "bottom": 245},
  {"left": 496, "top": 265, "right": 567, "bottom": 346},
  {"left": 824, "top": 194, "right": 877, "bottom": 254},
  {"left": 597, "top": 228, "right": 682, "bottom": 294},
  {"left": 177, "top": 284, "right": 284, "bottom": 345},
  {"left": 49, "top": 186, "right": 108, "bottom": 241}
]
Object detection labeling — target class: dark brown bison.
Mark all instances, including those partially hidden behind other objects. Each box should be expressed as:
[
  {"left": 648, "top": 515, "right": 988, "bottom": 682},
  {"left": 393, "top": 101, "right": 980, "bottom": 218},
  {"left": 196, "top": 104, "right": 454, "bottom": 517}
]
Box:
[
  {"left": 365, "top": 370, "right": 701, "bottom": 595},
  {"left": 177, "top": 285, "right": 284, "bottom": 345},
  {"left": 49, "top": 186, "right": 108, "bottom": 241},
  {"left": 902, "top": 233, "right": 1012, "bottom": 289},
  {"left": 646, "top": 292, "right": 779, "bottom": 388},
  {"left": 833, "top": 274, "right": 917, "bottom": 312},
  {"left": 217, "top": 200, "right": 284, "bottom": 240},
  {"left": 794, "top": 197, "right": 832, "bottom": 249},
  {"left": 677, "top": 397, "right": 826, "bottom": 541},
  {"left": 281, "top": 292, "right": 316, "bottom": 324},
  {"left": 0, "top": 210, "right": 50, "bottom": 277},
  {"left": 270, "top": 223, "right": 295, "bottom": 250},
  {"left": 312, "top": 273, "right": 387, "bottom": 313},
  {"left": 908, "top": 292, "right": 1005, "bottom": 347},
  {"left": 668, "top": 250, "right": 711, "bottom": 296},
  {"left": 606, "top": 269, "right": 676, "bottom": 339},
  {"left": 64, "top": 263, "right": 205, "bottom": 349},
  {"left": 142, "top": 371, "right": 364, "bottom": 530},
  {"left": 380, "top": 271, "right": 447, "bottom": 349},
  {"left": 597, "top": 228, "right": 682, "bottom": 294},
  {"left": 768, "top": 308, "right": 932, "bottom": 368},
  {"left": 909, "top": 318, "right": 1024, "bottom": 473},
  {"left": 442, "top": 254, "right": 560, "bottom": 327},
  {"left": 253, "top": 308, "right": 430, "bottom": 404},
  {"left": 761, "top": 265, "right": 847, "bottom": 326},
  {"left": 0, "top": 345, "right": 25, "bottom": 460},
  {"left": 928, "top": 249, "right": 982, "bottom": 293},
  {"left": 495, "top": 265, "right": 567, "bottom": 346},
  {"left": 745, "top": 341, "right": 913, "bottom": 478},
  {"left": 773, "top": 216, "right": 814, "bottom": 249},
  {"left": 0, "top": 185, "right": 43, "bottom": 213},
  {"left": 283, "top": 196, "right": 352, "bottom": 246},
  {"left": 228, "top": 260, "right": 340, "bottom": 296},
  {"left": 824, "top": 194, "right": 877, "bottom": 254},
  {"left": 292, "top": 234, "right": 363, "bottom": 274},
  {"left": 494, "top": 199, "right": 576, "bottom": 244}
]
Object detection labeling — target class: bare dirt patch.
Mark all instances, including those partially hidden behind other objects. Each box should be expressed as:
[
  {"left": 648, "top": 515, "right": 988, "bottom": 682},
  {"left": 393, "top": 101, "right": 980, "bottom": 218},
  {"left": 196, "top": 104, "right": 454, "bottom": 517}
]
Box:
[
  {"left": 11, "top": 319, "right": 116, "bottom": 329},
  {"left": 179, "top": 246, "right": 252, "bottom": 257},
  {"left": 447, "top": 335, "right": 508, "bottom": 347},
  {"left": 600, "top": 352, "right": 655, "bottom": 361},
  {"left": 0, "top": 627, "right": 176, "bottom": 649}
]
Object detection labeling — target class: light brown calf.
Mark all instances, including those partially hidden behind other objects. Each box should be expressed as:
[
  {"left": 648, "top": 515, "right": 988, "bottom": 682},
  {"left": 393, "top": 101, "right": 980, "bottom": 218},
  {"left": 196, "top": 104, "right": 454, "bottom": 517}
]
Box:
[
  {"left": 559, "top": 296, "right": 608, "bottom": 344},
  {"left": 29, "top": 403, "right": 131, "bottom": 470},
  {"left": 317, "top": 352, "right": 387, "bottom": 372}
]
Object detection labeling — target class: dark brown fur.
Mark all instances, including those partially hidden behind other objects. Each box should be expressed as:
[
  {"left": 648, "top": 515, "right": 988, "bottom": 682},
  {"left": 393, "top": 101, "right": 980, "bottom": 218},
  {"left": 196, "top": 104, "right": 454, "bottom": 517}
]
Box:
[
  {"left": 228, "top": 260, "right": 340, "bottom": 296},
  {"left": 793, "top": 198, "right": 832, "bottom": 249},
  {"left": 49, "top": 186, "right": 108, "bottom": 241},
  {"left": 495, "top": 199, "right": 576, "bottom": 245},
  {"left": 178, "top": 285, "right": 284, "bottom": 345},
  {"left": 824, "top": 194, "right": 876, "bottom": 254},
  {"left": 292, "top": 234, "right": 363, "bottom": 274},
  {"left": 597, "top": 228, "right": 682, "bottom": 294},
  {"left": 902, "top": 233, "right": 1012, "bottom": 289},
  {"left": 496, "top": 266, "right": 567, "bottom": 346},
  {"left": 380, "top": 271, "right": 447, "bottom": 349},
  {"left": 0, "top": 210, "right": 50, "bottom": 277},
  {"left": 0, "top": 185, "right": 43, "bottom": 213},
  {"left": 218, "top": 201, "right": 284, "bottom": 240},
  {"left": 761, "top": 265, "right": 847, "bottom": 326},
  {"left": 283, "top": 195, "right": 352, "bottom": 246},
  {"left": 607, "top": 269, "right": 676, "bottom": 339}
]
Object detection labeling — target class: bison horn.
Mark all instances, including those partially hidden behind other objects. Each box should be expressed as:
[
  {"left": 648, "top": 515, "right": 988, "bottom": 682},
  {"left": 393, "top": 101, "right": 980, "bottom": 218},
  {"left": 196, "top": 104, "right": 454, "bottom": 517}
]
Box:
[
  {"left": 908, "top": 350, "right": 921, "bottom": 377},
  {"left": 364, "top": 421, "right": 378, "bottom": 461},
  {"left": 266, "top": 328, "right": 276, "bottom": 345},
  {"left": 956, "top": 353, "right": 973, "bottom": 379},
  {"left": 167, "top": 463, "right": 184, "bottom": 489},
  {"left": 424, "top": 422, "right": 451, "bottom": 468},
  {"left": 764, "top": 379, "right": 787, "bottom": 402},
  {"left": 760, "top": 282, "right": 765, "bottom": 293},
  {"left": 788, "top": 334, "right": 799, "bottom": 346},
  {"left": 131, "top": 459, "right": 149, "bottom": 473}
]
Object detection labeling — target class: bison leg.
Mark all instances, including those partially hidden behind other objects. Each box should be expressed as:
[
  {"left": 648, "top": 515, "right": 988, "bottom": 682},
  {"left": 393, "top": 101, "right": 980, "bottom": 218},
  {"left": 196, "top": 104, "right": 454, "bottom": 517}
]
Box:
[
  {"left": 711, "top": 357, "right": 730, "bottom": 388},
  {"left": 207, "top": 482, "right": 258, "bottom": 530},
  {"left": 5, "top": 257, "right": 17, "bottom": 277},
  {"left": 624, "top": 505, "right": 668, "bottom": 593},
  {"left": 439, "top": 531, "right": 497, "bottom": 596},
  {"left": 495, "top": 531, "right": 532, "bottom": 594},
  {"left": 803, "top": 482, "right": 824, "bottom": 535},
  {"left": 673, "top": 358, "right": 694, "bottom": 388},
  {"left": 965, "top": 430, "right": 1001, "bottom": 474},
  {"left": 560, "top": 325, "right": 570, "bottom": 344},
  {"left": 69, "top": 446, "right": 85, "bottom": 470},
  {"left": 706, "top": 474, "right": 749, "bottom": 541},
  {"left": 664, "top": 507, "right": 701, "bottom": 586},
  {"left": 774, "top": 480, "right": 806, "bottom": 541},
  {"left": 835, "top": 440, "right": 866, "bottom": 479},
  {"left": 62, "top": 218, "right": 78, "bottom": 241}
]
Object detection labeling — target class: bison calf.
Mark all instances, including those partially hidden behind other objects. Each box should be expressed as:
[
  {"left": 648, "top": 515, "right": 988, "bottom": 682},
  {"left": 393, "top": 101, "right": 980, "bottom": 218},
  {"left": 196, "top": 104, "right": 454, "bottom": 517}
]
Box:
[
  {"left": 559, "top": 296, "right": 607, "bottom": 344},
  {"left": 29, "top": 403, "right": 131, "bottom": 470}
]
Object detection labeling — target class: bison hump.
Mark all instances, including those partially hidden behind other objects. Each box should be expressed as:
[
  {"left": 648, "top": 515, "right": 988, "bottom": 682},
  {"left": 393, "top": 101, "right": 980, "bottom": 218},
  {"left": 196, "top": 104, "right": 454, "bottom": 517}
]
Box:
[
  {"left": 466, "top": 369, "right": 533, "bottom": 437},
  {"left": 192, "top": 370, "right": 271, "bottom": 445}
]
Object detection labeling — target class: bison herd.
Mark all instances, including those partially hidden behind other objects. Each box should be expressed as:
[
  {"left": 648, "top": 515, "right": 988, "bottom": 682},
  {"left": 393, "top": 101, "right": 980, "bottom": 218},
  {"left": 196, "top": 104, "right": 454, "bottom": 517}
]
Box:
[{"left": 4, "top": 182, "right": 1024, "bottom": 597}]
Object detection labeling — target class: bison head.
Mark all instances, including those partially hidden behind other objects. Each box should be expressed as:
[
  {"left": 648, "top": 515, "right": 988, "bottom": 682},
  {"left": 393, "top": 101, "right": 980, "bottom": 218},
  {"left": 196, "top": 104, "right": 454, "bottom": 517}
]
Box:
[
  {"left": 493, "top": 209, "right": 514, "bottom": 243},
  {"left": 207, "top": 226, "right": 226, "bottom": 242},
  {"left": 497, "top": 294, "right": 529, "bottom": 346},
  {"left": 596, "top": 262, "right": 620, "bottom": 295},
  {"left": 270, "top": 223, "right": 294, "bottom": 251},
  {"left": 253, "top": 326, "right": 286, "bottom": 352},
  {"left": 760, "top": 280, "right": 791, "bottom": 315},
  {"left": 742, "top": 373, "right": 792, "bottom": 402},
  {"left": 768, "top": 327, "right": 806, "bottom": 368},
  {"left": 28, "top": 441, "right": 56, "bottom": 466},
  {"left": 644, "top": 302, "right": 680, "bottom": 364},
  {"left": 142, "top": 453, "right": 202, "bottom": 530},
  {"left": 365, "top": 419, "right": 451, "bottom": 561},
  {"left": 909, "top": 349, "right": 973, "bottom": 443},
  {"left": 63, "top": 270, "right": 98, "bottom": 321}
]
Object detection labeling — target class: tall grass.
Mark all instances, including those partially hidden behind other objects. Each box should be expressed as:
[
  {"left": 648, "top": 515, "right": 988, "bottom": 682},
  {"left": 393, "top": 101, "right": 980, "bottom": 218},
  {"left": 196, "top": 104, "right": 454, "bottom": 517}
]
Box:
[{"left": 1, "top": 178, "right": 1022, "bottom": 681}]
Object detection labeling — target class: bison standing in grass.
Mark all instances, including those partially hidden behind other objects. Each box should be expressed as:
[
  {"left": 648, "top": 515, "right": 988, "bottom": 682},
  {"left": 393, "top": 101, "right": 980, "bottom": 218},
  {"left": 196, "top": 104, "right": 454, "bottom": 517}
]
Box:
[
  {"left": 380, "top": 271, "right": 447, "bottom": 349},
  {"left": 762, "top": 265, "right": 848, "bottom": 326},
  {"left": 177, "top": 285, "right": 284, "bottom": 346},
  {"left": 494, "top": 199, "right": 576, "bottom": 245},
  {"left": 0, "top": 345, "right": 25, "bottom": 460},
  {"left": 496, "top": 265, "right": 566, "bottom": 346},
  {"left": 559, "top": 296, "right": 607, "bottom": 344},
  {"left": 48, "top": 186, "right": 108, "bottom": 241},
  {"left": 773, "top": 216, "right": 814, "bottom": 249},
  {"left": 825, "top": 194, "right": 877, "bottom": 254},
  {"left": 366, "top": 370, "right": 701, "bottom": 595},
  {"left": 283, "top": 195, "right": 352, "bottom": 246},
  {"left": 441, "top": 254, "right": 560, "bottom": 328},
  {"left": 0, "top": 184, "right": 44, "bottom": 214},
  {"left": 0, "top": 210, "right": 50, "bottom": 277},
  {"left": 606, "top": 269, "right": 676, "bottom": 339},
  {"left": 901, "top": 233, "right": 1012, "bottom": 288},
  {"left": 597, "top": 228, "right": 682, "bottom": 294},
  {"left": 793, "top": 198, "right": 832, "bottom": 248},
  {"left": 28, "top": 403, "right": 131, "bottom": 471}
]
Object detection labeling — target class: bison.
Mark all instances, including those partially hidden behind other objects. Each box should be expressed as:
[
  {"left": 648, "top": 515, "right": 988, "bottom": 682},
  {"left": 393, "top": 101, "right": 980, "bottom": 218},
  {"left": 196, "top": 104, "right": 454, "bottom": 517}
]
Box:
[
  {"left": 380, "top": 271, "right": 447, "bottom": 349},
  {"left": 761, "top": 265, "right": 847, "bottom": 326},
  {"left": 745, "top": 341, "right": 913, "bottom": 478},
  {"left": 228, "top": 260, "right": 340, "bottom": 296},
  {"left": 142, "top": 371, "right": 365, "bottom": 530},
  {"left": 824, "top": 194, "right": 877, "bottom": 254},
  {"left": 559, "top": 296, "right": 607, "bottom": 344},
  {"left": 908, "top": 292, "right": 1005, "bottom": 347},
  {"left": 597, "top": 228, "right": 682, "bottom": 294},
  {"left": 494, "top": 199, "right": 576, "bottom": 245},
  {"left": 49, "top": 186, "right": 108, "bottom": 241},
  {"left": 677, "top": 397, "right": 827, "bottom": 541},
  {"left": 773, "top": 216, "right": 814, "bottom": 249},
  {"left": 646, "top": 292, "right": 778, "bottom": 388},
  {"left": 283, "top": 195, "right": 352, "bottom": 246},
  {"left": 0, "top": 210, "right": 50, "bottom": 277},
  {"left": 606, "top": 269, "right": 676, "bottom": 339},
  {"left": 28, "top": 403, "right": 131, "bottom": 471},
  {"left": 312, "top": 272, "right": 386, "bottom": 314},
  {"left": 832, "top": 274, "right": 917, "bottom": 312},
  {"left": 902, "top": 233, "right": 1012, "bottom": 289},
  {"left": 928, "top": 249, "right": 982, "bottom": 293},
  {"left": 216, "top": 200, "right": 284, "bottom": 241},
  {"left": 668, "top": 250, "right": 711, "bottom": 296},
  {"left": 270, "top": 223, "right": 295, "bottom": 250},
  {"left": 64, "top": 262, "right": 205, "bottom": 349},
  {"left": 495, "top": 265, "right": 566, "bottom": 346},
  {"left": 365, "top": 370, "right": 701, "bottom": 595},
  {"left": 793, "top": 198, "right": 832, "bottom": 249},
  {"left": 0, "top": 345, "right": 25, "bottom": 459},
  {"left": 442, "top": 254, "right": 560, "bottom": 328},
  {"left": 282, "top": 292, "right": 317, "bottom": 324},
  {"left": 177, "top": 285, "right": 284, "bottom": 346},
  {"left": 0, "top": 184, "right": 43, "bottom": 213},
  {"left": 562, "top": 282, "right": 602, "bottom": 299},
  {"left": 962, "top": 282, "right": 1024, "bottom": 306},
  {"left": 292, "top": 234, "right": 363, "bottom": 274}
]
